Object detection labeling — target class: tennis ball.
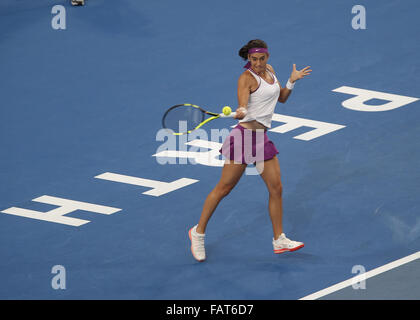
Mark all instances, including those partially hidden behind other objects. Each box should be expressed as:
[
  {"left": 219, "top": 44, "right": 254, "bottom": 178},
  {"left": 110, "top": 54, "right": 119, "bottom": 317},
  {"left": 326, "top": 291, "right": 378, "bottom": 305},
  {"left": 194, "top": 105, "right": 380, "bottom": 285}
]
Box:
[{"left": 222, "top": 106, "right": 232, "bottom": 115}]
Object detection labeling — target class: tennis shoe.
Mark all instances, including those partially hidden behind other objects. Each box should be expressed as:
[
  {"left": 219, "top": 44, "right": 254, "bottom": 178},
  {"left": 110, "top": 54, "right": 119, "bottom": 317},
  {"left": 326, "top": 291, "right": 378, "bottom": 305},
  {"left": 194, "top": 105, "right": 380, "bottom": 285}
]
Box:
[
  {"left": 273, "top": 233, "right": 304, "bottom": 254},
  {"left": 189, "top": 225, "right": 206, "bottom": 262},
  {"left": 71, "top": 0, "right": 85, "bottom": 5}
]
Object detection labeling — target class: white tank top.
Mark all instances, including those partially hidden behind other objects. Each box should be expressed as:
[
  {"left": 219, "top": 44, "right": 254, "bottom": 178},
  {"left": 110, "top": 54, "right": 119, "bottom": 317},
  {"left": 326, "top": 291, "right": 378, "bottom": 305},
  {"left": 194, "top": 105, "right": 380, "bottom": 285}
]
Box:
[{"left": 239, "top": 68, "right": 281, "bottom": 128}]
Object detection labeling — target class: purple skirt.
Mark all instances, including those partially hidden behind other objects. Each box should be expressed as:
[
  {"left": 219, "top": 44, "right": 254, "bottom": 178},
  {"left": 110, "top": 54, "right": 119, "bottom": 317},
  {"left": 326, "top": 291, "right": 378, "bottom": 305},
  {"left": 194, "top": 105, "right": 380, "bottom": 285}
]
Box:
[{"left": 219, "top": 123, "right": 279, "bottom": 164}]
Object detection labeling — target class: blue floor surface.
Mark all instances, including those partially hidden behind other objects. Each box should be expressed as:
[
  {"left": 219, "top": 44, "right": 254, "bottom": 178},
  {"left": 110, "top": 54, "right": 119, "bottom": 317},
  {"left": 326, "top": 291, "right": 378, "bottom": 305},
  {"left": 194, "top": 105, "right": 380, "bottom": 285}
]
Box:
[{"left": 1, "top": 0, "right": 419, "bottom": 299}]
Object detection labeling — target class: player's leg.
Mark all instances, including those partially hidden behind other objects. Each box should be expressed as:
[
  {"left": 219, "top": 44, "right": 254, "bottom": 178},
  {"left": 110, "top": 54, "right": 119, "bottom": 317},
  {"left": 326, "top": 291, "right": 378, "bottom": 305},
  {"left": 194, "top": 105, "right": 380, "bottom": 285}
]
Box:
[
  {"left": 258, "top": 156, "right": 283, "bottom": 239},
  {"left": 189, "top": 161, "right": 246, "bottom": 262},
  {"left": 259, "top": 156, "right": 304, "bottom": 253},
  {"left": 196, "top": 160, "right": 247, "bottom": 234}
]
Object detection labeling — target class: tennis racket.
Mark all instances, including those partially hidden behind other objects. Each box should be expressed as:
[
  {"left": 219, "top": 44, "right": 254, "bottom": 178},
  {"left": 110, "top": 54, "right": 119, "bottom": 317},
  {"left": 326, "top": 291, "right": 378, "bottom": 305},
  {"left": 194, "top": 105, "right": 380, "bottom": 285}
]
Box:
[{"left": 162, "top": 103, "right": 236, "bottom": 135}]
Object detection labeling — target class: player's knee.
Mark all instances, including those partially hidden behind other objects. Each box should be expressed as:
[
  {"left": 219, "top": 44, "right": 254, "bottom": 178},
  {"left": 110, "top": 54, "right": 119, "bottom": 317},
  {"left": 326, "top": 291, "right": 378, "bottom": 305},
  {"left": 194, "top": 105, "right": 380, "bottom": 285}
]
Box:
[
  {"left": 216, "top": 183, "right": 235, "bottom": 198},
  {"left": 269, "top": 183, "right": 283, "bottom": 198}
]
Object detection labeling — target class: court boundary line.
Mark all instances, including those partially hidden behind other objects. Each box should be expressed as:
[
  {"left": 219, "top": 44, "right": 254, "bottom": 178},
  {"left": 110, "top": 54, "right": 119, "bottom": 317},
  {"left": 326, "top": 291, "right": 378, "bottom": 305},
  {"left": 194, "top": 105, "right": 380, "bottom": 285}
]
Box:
[{"left": 299, "top": 251, "right": 420, "bottom": 300}]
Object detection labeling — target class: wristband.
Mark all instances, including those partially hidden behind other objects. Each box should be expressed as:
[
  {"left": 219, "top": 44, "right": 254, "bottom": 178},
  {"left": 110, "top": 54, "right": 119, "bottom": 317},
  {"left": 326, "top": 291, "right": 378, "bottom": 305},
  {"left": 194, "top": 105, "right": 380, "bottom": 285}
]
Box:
[{"left": 286, "top": 79, "right": 295, "bottom": 90}]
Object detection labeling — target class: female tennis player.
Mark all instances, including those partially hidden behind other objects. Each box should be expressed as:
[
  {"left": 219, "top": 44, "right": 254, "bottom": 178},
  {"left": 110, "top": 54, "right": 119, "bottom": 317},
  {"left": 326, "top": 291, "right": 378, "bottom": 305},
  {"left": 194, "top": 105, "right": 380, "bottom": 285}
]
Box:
[{"left": 189, "top": 39, "right": 312, "bottom": 262}]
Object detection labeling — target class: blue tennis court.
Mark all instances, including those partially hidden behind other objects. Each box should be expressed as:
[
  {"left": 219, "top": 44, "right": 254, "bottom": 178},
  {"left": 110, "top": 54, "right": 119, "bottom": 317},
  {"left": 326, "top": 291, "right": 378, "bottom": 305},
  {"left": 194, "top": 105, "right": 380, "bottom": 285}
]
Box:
[{"left": 1, "top": 0, "right": 419, "bottom": 300}]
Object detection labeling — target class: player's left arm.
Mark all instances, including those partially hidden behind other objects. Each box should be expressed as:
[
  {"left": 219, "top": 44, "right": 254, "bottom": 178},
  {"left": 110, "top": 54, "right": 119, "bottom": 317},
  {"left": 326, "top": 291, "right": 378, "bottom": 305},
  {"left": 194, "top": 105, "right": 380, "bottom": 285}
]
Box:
[{"left": 268, "top": 64, "right": 312, "bottom": 103}]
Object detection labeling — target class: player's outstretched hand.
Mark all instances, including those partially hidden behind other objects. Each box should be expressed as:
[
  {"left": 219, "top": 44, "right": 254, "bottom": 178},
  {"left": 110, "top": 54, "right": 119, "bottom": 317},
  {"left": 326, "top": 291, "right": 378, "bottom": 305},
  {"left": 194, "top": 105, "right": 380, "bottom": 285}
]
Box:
[{"left": 290, "top": 64, "right": 312, "bottom": 83}]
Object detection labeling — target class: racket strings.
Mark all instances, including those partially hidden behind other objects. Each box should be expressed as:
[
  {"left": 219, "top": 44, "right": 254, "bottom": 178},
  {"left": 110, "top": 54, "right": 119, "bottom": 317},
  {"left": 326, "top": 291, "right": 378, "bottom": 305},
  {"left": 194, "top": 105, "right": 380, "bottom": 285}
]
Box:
[{"left": 163, "top": 105, "right": 205, "bottom": 134}]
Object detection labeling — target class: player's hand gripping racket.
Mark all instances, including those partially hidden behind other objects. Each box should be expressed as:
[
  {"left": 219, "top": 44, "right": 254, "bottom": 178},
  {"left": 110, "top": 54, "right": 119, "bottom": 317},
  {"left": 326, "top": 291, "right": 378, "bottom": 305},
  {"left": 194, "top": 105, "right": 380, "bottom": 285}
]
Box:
[{"left": 162, "top": 104, "right": 237, "bottom": 135}]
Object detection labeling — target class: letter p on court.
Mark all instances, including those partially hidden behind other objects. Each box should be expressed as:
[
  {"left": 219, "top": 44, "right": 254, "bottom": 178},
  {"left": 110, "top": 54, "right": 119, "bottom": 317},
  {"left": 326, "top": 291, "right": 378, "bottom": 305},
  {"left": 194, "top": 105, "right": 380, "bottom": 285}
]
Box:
[{"left": 333, "top": 86, "right": 419, "bottom": 112}]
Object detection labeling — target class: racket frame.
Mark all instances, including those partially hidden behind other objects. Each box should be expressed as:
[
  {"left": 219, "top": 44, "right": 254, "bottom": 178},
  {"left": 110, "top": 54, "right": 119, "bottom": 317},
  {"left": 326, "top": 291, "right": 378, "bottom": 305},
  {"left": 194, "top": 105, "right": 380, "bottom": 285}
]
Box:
[{"left": 162, "top": 103, "right": 234, "bottom": 135}]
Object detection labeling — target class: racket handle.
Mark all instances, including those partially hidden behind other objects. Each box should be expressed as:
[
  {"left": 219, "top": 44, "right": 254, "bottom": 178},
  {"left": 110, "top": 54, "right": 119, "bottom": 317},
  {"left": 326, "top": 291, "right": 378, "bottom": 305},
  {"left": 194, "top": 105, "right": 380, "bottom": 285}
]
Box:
[{"left": 219, "top": 112, "right": 236, "bottom": 118}]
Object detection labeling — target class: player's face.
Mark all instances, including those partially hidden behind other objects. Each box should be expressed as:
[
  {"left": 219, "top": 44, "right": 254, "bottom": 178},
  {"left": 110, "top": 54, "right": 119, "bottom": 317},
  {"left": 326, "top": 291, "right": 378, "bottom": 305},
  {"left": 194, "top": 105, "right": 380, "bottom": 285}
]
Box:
[{"left": 248, "top": 53, "right": 269, "bottom": 72}]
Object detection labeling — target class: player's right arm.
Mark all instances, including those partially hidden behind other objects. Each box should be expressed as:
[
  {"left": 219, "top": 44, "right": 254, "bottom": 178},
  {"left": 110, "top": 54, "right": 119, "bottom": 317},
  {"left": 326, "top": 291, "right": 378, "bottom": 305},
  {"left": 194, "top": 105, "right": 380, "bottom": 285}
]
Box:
[{"left": 235, "top": 71, "right": 254, "bottom": 119}]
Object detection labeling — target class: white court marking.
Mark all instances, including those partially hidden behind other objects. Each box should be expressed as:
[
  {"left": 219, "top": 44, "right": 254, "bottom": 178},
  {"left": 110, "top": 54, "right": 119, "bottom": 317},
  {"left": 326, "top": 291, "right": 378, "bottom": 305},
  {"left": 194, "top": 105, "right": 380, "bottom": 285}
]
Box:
[{"left": 299, "top": 251, "right": 420, "bottom": 300}]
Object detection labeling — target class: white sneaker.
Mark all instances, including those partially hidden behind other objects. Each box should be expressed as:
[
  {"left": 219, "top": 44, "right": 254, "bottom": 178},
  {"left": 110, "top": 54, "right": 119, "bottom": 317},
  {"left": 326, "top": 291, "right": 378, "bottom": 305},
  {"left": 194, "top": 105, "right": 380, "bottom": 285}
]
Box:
[
  {"left": 188, "top": 225, "right": 206, "bottom": 262},
  {"left": 273, "top": 233, "right": 304, "bottom": 254},
  {"left": 71, "top": 0, "right": 85, "bottom": 6}
]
